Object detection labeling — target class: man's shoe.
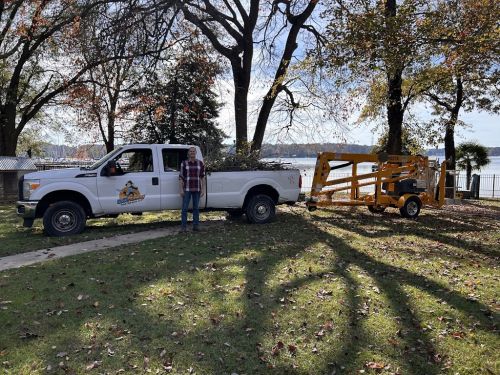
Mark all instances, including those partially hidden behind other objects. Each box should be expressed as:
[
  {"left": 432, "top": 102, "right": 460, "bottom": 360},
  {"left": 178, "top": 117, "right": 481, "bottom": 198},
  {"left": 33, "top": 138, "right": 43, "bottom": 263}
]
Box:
[
  {"left": 193, "top": 225, "right": 200, "bottom": 232},
  {"left": 180, "top": 226, "right": 187, "bottom": 233}
]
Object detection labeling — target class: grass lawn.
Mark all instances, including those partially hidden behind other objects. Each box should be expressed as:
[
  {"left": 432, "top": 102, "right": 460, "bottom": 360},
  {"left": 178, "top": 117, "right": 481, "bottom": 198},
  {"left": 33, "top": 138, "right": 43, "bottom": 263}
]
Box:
[
  {"left": 0, "top": 203, "right": 223, "bottom": 257},
  {"left": 0, "top": 201, "right": 499, "bottom": 374}
]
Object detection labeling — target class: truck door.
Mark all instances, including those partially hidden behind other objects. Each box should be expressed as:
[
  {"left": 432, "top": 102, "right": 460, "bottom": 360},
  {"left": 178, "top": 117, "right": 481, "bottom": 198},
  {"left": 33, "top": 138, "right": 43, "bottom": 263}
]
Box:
[
  {"left": 159, "top": 147, "right": 207, "bottom": 210},
  {"left": 97, "top": 148, "right": 161, "bottom": 213}
]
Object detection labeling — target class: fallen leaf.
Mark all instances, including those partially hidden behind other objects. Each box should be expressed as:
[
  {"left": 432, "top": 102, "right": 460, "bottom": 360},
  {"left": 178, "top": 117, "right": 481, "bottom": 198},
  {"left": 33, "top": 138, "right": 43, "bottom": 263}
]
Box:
[
  {"left": 85, "top": 361, "right": 101, "bottom": 370},
  {"left": 315, "top": 329, "right": 325, "bottom": 339},
  {"left": 365, "top": 361, "right": 384, "bottom": 369},
  {"left": 323, "top": 321, "right": 334, "bottom": 331},
  {"left": 271, "top": 341, "right": 284, "bottom": 356},
  {"left": 451, "top": 331, "right": 466, "bottom": 339}
]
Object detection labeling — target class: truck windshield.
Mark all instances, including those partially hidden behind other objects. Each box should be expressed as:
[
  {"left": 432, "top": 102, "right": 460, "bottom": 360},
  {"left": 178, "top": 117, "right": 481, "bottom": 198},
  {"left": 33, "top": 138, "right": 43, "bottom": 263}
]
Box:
[{"left": 85, "top": 147, "right": 123, "bottom": 170}]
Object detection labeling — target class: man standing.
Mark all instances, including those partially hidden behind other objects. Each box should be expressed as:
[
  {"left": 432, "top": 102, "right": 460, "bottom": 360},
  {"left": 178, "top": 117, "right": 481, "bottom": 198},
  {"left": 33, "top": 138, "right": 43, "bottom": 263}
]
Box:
[{"left": 179, "top": 146, "right": 205, "bottom": 231}]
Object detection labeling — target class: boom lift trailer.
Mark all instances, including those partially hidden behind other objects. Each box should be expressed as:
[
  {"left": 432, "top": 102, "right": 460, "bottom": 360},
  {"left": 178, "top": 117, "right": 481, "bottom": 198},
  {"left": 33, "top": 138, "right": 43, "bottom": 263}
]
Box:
[{"left": 306, "top": 153, "right": 446, "bottom": 219}]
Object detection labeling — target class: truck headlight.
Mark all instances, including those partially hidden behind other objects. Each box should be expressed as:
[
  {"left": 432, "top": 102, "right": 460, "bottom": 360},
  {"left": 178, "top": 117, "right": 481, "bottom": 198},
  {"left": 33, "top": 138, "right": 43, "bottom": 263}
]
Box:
[{"left": 23, "top": 179, "right": 40, "bottom": 200}]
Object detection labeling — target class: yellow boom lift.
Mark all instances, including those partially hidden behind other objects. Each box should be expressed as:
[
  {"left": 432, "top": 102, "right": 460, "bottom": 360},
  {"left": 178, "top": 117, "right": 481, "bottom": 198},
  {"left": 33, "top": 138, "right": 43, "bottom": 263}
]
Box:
[{"left": 306, "top": 153, "right": 446, "bottom": 219}]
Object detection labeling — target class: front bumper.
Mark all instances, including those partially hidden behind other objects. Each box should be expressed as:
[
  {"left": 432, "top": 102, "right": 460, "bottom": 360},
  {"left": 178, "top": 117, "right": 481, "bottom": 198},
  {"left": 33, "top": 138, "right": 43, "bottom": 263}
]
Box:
[{"left": 16, "top": 200, "right": 38, "bottom": 219}]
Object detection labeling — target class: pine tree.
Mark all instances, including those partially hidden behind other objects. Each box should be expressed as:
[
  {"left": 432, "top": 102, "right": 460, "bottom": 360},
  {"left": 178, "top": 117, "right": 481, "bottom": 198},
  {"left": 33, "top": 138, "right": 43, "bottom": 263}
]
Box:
[{"left": 130, "top": 47, "right": 226, "bottom": 159}]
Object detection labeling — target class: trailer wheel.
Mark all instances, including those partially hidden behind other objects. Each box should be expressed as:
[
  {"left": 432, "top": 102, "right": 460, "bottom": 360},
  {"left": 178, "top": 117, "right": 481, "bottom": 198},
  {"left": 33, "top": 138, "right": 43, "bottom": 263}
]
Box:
[
  {"left": 246, "top": 194, "right": 275, "bottom": 224},
  {"left": 43, "top": 201, "right": 86, "bottom": 237},
  {"left": 368, "top": 205, "right": 386, "bottom": 214},
  {"left": 400, "top": 196, "right": 421, "bottom": 219}
]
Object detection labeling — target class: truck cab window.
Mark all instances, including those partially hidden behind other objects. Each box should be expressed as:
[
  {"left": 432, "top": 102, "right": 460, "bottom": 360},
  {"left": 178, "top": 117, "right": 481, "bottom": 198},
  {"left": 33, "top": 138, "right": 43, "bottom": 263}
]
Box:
[
  {"left": 162, "top": 149, "right": 188, "bottom": 172},
  {"left": 114, "top": 149, "right": 153, "bottom": 173}
]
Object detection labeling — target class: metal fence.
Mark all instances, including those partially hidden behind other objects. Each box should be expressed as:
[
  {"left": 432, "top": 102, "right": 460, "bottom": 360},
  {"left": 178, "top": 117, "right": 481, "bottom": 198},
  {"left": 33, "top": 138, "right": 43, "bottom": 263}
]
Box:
[
  {"left": 35, "top": 161, "right": 93, "bottom": 171},
  {"left": 455, "top": 173, "right": 499, "bottom": 198},
  {"left": 300, "top": 172, "right": 500, "bottom": 198}
]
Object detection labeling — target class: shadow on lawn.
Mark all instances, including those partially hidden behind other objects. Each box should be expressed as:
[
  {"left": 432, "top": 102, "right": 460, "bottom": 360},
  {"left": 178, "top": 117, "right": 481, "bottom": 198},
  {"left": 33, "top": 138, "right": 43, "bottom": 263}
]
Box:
[
  {"left": 3, "top": 208, "right": 498, "bottom": 374},
  {"left": 316, "top": 206, "right": 500, "bottom": 261},
  {"left": 0, "top": 219, "right": 176, "bottom": 257},
  {"left": 460, "top": 200, "right": 500, "bottom": 214},
  {"left": 0, "top": 210, "right": 195, "bottom": 257}
]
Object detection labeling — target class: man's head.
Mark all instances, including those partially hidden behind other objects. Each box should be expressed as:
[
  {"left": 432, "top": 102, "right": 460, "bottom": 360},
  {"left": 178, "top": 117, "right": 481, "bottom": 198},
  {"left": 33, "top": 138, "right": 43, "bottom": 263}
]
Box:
[{"left": 188, "top": 147, "right": 197, "bottom": 161}]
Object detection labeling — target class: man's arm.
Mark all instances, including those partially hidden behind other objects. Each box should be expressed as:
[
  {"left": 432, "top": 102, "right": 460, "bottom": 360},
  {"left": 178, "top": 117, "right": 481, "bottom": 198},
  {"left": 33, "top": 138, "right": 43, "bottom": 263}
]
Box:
[
  {"left": 179, "top": 178, "right": 185, "bottom": 196},
  {"left": 200, "top": 177, "right": 205, "bottom": 197},
  {"left": 179, "top": 161, "right": 185, "bottom": 196},
  {"left": 200, "top": 161, "right": 205, "bottom": 197}
]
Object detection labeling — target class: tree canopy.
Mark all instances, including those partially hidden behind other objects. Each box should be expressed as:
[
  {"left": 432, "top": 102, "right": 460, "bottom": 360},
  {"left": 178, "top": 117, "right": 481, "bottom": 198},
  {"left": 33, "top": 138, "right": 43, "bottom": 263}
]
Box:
[
  {"left": 129, "top": 45, "right": 227, "bottom": 159},
  {"left": 0, "top": 0, "right": 498, "bottom": 159}
]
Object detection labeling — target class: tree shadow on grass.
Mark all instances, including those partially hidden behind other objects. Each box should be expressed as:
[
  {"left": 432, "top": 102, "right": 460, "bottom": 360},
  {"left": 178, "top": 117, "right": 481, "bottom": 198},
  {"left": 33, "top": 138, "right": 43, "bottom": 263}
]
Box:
[
  {"left": 314, "top": 206, "right": 500, "bottom": 261},
  {"left": 1, "top": 209, "right": 498, "bottom": 374},
  {"left": 459, "top": 199, "right": 500, "bottom": 214},
  {"left": 0, "top": 210, "right": 223, "bottom": 257}
]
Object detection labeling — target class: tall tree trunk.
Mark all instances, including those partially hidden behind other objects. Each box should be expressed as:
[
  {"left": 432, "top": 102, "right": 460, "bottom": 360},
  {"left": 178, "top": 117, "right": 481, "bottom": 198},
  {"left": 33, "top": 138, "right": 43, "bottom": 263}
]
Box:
[
  {"left": 231, "top": 62, "right": 249, "bottom": 152},
  {"left": 252, "top": 91, "right": 275, "bottom": 153},
  {"left": 386, "top": 68, "right": 404, "bottom": 155},
  {"left": 251, "top": 1, "right": 318, "bottom": 153},
  {"left": 0, "top": 104, "right": 20, "bottom": 156},
  {"left": 444, "top": 121, "right": 456, "bottom": 191},
  {"left": 384, "top": 0, "right": 404, "bottom": 155},
  {"left": 106, "top": 119, "right": 115, "bottom": 153},
  {"left": 169, "top": 74, "right": 179, "bottom": 144},
  {"left": 106, "top": 100, "right": 117, "bottom": 153},
  {"left": 444, "top": 76, "right": 463, "bottom": 195},
  {"left": 466, "top": 163, "right": 472, "bottom": 190}
]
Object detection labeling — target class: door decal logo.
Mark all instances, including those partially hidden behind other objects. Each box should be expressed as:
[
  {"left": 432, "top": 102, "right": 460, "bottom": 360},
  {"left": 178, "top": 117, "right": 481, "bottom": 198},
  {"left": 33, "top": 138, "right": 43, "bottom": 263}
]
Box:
[{"left": 117, "top": 181, "right": 145, "bottom": 205}]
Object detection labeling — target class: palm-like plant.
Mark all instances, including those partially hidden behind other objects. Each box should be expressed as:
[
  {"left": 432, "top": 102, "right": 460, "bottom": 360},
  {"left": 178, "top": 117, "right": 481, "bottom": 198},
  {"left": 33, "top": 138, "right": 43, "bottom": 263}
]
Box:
[{"left": 456, "top": 142, "right": 490, "bottom": 189}]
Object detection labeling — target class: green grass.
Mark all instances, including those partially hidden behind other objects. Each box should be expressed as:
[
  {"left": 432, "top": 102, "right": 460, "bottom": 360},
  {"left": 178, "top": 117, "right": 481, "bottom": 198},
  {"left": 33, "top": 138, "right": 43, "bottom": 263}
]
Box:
[
  {"left": 0, "top": 202, "right": 499, "bottom": 374},
  {"left": 0, "top": 204, "right": 223, "bottom": 257}
]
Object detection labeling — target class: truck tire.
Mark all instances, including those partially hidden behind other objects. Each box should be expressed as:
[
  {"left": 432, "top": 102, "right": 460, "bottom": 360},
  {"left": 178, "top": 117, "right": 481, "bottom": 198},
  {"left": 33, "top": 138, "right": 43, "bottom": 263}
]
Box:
[
  {"left": 399, "top": 196, "right": 421, "bottom": 219},
  {"left": 43, "top": 201, "right": 86, "bottom": 237},
  {"left": 246, "top": 194, "right": 275, "bottom": 224}
]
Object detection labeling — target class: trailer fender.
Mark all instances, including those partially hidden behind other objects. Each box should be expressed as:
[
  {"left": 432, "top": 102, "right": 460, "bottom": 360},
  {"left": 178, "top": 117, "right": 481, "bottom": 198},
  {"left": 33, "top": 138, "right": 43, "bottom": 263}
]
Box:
[{"left": 396, "top": 193, "right": 417, "bottom": 209}]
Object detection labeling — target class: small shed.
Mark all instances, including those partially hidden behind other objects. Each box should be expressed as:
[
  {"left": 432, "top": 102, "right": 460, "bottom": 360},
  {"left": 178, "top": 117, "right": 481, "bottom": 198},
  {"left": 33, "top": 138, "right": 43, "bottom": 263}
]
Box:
[{"left": 0, "top": 157, "right": 37, "bottom": 202}]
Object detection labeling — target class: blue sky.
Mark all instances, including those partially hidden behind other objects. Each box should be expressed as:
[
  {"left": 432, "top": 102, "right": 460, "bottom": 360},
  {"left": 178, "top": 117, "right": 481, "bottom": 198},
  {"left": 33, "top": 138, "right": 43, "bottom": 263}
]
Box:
[
  {"left": 342, "top": 111, "right": 499, "bottom": 147},
  {"left": 458, "top": 112, "right": 499, "bottom": 147}
]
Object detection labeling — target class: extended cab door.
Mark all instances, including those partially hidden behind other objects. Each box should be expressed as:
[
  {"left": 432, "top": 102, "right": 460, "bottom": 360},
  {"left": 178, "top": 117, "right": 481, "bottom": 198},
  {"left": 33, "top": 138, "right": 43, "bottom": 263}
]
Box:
[
  {"left": 158, "top": 147, "right": 206, "bottom": 210},
  {"left": 97, "top": 147, "right": 161, "bottom": 213}
]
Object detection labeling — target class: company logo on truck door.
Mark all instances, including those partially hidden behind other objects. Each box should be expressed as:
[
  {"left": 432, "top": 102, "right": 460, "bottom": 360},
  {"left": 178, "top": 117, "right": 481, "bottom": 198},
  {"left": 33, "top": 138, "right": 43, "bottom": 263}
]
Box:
[{"left": 117, "top": 181, "right": 145, "bottom": 205}]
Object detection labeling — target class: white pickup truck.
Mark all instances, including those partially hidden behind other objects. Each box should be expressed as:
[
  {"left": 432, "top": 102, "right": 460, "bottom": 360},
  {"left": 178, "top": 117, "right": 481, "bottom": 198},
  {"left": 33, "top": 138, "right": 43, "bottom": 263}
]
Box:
[{"left": 17, "top": 144, "right": 301, "bottom": 236}]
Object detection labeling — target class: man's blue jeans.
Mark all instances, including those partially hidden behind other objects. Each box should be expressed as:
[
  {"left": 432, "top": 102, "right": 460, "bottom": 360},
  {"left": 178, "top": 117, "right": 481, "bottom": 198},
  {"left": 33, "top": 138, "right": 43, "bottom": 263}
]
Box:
[{"left": 181, "top": 191, "right": 200, "bottom": 228}]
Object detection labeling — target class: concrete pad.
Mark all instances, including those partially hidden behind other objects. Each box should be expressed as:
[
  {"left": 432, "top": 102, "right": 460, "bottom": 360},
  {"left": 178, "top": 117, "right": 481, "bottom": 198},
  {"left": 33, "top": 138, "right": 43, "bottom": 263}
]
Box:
[{"left": 0, "top": 221, "right": 224, "bottom": 272}]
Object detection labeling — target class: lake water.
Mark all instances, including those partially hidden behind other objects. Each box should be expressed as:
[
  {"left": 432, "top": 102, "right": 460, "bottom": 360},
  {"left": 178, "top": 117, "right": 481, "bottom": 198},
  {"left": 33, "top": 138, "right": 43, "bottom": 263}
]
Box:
[{"left": 264, "top": 156, "right": 500, "bottom": 197}]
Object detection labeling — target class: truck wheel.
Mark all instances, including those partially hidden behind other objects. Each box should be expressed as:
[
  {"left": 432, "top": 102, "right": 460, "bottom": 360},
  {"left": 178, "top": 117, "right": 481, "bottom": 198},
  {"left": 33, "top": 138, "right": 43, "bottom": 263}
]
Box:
[
  {"left": 43, "top": 201, "right": 86, "bottom": 237},
  {"left": 368, "top": 205, "right": 386, "bottom": 214},
  {"left": 399, "top": 196, "right": 421, "bottom": 219},
  {"left": 246, "top": 194, "right": 275, "bottom": 224}
]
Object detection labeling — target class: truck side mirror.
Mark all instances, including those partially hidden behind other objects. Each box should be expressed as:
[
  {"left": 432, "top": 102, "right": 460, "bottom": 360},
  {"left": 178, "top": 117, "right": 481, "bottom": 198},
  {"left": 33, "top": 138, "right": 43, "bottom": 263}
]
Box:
[{"left": 104, "top": 160, "right": 117, "bottom": 177}]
